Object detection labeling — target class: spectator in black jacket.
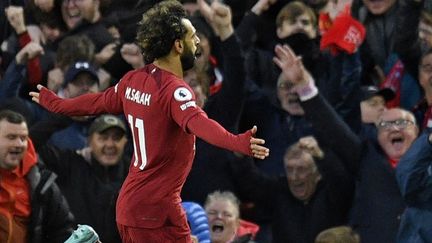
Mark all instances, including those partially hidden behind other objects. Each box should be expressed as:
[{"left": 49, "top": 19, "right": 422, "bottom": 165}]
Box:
[
  {"left": 231, "top": 136, "right": 354, "bottom": 243},
  {"left": 0, "top": 109, "right": 74, "bottom": 243},
  {"left": 30, "top": 114, "right": 130, "bottom": 243},
  {"left": 273, "top": 43, "right": 419, "bottom": 243}
]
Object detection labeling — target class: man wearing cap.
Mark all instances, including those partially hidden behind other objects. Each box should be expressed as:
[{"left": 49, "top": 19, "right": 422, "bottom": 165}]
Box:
[
  {"left": 359, "top": 85, "right": 396, "bottom": 140},
  {"left": 59, "top": 61, "right": 100, "bottom": 99},
  {"left": 360, "top": 85, "right": 395, "bottom": 124},
  {"left": 43, "top": 61, "right": 100, "bottom": 150},
  {"left": 30, "top": 114, "right": 129, "bottom": 243}
]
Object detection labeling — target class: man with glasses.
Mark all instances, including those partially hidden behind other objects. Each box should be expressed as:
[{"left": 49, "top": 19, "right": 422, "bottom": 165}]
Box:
[{"left": 272, "top": 43, "right": 419, "bottom": 243}]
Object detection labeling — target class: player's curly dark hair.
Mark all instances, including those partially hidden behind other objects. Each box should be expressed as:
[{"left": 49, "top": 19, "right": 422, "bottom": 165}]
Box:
[{"left": 136, "top": 0, "right": 188, "bottom": 64}]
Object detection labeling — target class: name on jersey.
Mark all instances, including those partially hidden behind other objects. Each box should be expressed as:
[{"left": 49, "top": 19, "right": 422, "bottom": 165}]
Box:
[
  {"left": 180, "top": 101, "right": 196, "bottom": 111},
  {"left": 125, "top": 87, "right": 151, "bottom": 106}
]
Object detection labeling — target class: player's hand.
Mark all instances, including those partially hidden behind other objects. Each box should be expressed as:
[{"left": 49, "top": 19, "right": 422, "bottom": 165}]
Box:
[
  {"left": 29, "top": 84, "right": 45, "bottom": 104},
  {"left": 249, "top": 125, "right": 270, "bottom": 159}
]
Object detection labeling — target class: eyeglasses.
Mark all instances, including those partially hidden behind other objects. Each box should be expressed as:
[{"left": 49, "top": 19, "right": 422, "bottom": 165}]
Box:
[{"left": 376, "top": 119, "right": 414, "bottom": 130}]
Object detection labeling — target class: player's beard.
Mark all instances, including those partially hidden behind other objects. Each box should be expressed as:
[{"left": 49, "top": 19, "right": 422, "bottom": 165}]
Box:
[{"left": 181, "top": 43, "right": 196, "bottom": 71}]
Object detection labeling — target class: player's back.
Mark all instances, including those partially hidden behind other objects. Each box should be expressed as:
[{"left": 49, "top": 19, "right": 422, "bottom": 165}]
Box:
[{"left": 116, "top": 64, "right": 203, "bottom": 228}]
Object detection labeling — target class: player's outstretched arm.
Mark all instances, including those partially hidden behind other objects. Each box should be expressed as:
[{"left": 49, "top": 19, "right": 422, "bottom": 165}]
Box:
[
  {"left": 187, "top": 112, "right": 269, "bottom": 159},
  {"left": 30, "top": 84, "right": 116, "bottom": 116}
]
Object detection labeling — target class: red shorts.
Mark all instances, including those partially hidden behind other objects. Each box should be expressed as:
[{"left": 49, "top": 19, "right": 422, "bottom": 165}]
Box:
[{"left": 117, "top": 223, "right": 193, "bottom": 243}]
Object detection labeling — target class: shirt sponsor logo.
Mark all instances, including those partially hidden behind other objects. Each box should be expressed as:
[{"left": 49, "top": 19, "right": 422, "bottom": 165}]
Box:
[
  {"left": 180, "top": 101, "right": 196, "bottom": 111},
  {"left": 125, "top": 87, "right": 151, "bottom": 106},
  {"left": 174, "top": 87, "right": 192, "bottom": 102}
]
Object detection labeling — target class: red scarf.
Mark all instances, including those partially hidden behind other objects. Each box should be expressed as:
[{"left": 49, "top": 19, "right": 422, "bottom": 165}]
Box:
[
  {"left": 381, "top": 60, "right": 404, "bottom": 108},
  {"left": 388, "top": 157, "right": 398, "bottom": 169}
]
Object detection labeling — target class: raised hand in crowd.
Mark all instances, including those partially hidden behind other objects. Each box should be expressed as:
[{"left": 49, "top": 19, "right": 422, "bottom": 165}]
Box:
[
  {"left": 120, "top": 43, "right": 144, "bottom": 69},
  {"left": 197, "top": 0, "right": 234, "bottom": 40},
  {"left": 273, "top": 44, "right": 313, "bottom": 86},
  {"left": 33, "top": 0, "right": 55, "bottom": 12},
  {"left": 251, "top": 0, "right": 278, "bottom": 15},
  {"left": 95, "top": 42, "right": 118, "bottom": 65},
  {"left": 15, "top": 42, "right": 44, "bottom": 65},
  {"left": 5, "top": 6, "right": 26, "bottom": 35},
  {"left": 47, "top": 67, "right": 64, "bottom": 92},
  {"left": 298, "top": 136, "right": 324, "bottom": 159},
  {"left": 5, "top": 6, "right": 46, "bottom": 44}
]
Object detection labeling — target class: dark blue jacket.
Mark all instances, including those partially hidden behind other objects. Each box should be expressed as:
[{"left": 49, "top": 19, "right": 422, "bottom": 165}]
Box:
[
  {"left": 302, "top": 94, "right": 405, "bottom": 243},
  {"left": 396, "top": 133, "right": 432, "bottom": 243}
]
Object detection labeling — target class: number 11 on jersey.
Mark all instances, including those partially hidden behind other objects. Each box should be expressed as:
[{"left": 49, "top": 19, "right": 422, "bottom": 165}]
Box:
[{"left": 128, "top": 114, "right": 148, "bottom": 170}]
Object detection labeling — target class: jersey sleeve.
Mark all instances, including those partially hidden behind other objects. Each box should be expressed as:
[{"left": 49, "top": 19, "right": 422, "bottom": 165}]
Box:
[
  {"left": 162, "top": 78, "right": 204, "bottom": 131},
  {"left": 39, "top": 71, "right": 134, "bottom": 116},
  {"left": 187, "top": 112, "right": 253, "bottom": 156}
]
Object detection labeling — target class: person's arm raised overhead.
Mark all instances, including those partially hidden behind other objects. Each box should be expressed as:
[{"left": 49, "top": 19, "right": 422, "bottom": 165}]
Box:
[{"left": 273, "top": 44, "right": 362, "bottom": 172}]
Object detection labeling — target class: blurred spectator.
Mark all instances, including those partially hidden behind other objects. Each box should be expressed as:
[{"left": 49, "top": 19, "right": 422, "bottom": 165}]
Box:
[
  {"left": 30, "top": 114, "right": 130, "bottom": 243},
  {"left": 204, "top": 190, "right": 259, "bottom": 243},
  {"left": 26, "top": 0, "right": 66, "bottom": 44},
  {"left": 272, "top": 43, "right": 419, "bottom": 243},
  {"left": 351, "top": 0, "right": 398, "bottom": 83},
  {"left": 0, "top": 109, "right": 74, "bottom": 243},
  {"left": 189, "top": 15, "right": 222, "bottom": 96},
  {"left": 413, "top": 50, "right": 432, "bottom": 131},
  {"left": 315, "top": 226, "right": 360, "bottom": 243},
  {"left": 48, "top": 34, "right": 96, "bottom": 93},
  {"left": 238, "top": 7, "right": 362, "bottom": 235},
  {"left": 395, "top": 2, "right": 432, "bottom": 78},
  {"left": 396, "top": 132, "right": 432, "bottom": 242},
  {"left": 238, "top": 0, "right": 362, "bottom": 130},
  {"left": 231, "top": 136, "right": 354, "bottom": 242},
  {"left": 42, "top": 60, "right": 100, "bottom": 150},
  {"left": 352, "top": 0, "right": 421, "bottom": 110},
  {"left": 59, "top": 0, "right": 132, "bottom": 80},
  {"left": 5, "top": 6, "right": 44, "bottom": 89},
  {"left": 0, "top": 42, "right": 48, "bottom": 126}
]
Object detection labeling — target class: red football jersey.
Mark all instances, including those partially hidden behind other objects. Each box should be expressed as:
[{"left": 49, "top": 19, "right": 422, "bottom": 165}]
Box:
[
  {"left": 111, "top": 65, "right": 203, "bottom": 229},
  {"left": 37, "top": 63, "right": 252, "bottom": 234}
]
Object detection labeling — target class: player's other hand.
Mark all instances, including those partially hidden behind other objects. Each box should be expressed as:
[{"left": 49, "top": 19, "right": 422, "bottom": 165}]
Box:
[
  {"left": 29, "top": 84, "right": 46, "bottom": 104},
  {"left": 249, "top": 125, "right": 270, "bottom": 160}
]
